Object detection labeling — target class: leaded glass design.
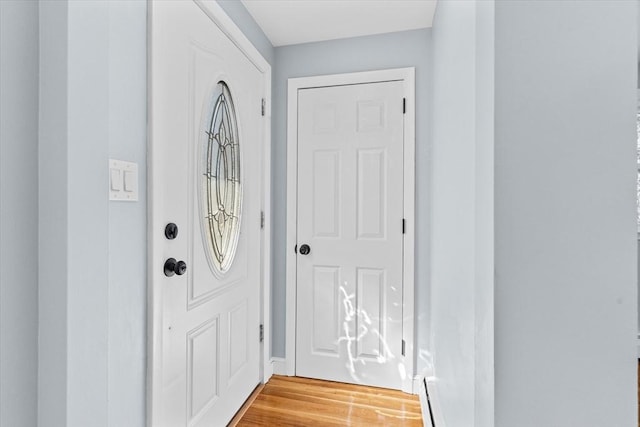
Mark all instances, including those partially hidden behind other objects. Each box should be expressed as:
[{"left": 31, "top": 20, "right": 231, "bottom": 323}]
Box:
[{"left": 199, "top": 81, "right": 242, "bottom": 275}]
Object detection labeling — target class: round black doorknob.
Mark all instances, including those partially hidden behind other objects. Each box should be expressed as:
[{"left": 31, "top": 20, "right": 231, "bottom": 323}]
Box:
[
  {"left": 164, "top": 258, "right": 187, "bottom": 277},
  {"left": 165, "top": 223, "right": 178, "bottom": 240},
  {"left": 175, "top": 260, "right": 187, "bottom": 276},
  {"left": 299, "top": 244, "right": 311, "bottom": 255}
]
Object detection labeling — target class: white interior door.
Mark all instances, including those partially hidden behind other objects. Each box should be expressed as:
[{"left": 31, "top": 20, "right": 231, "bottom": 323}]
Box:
[
  {"left": 149, "top": 2, "right": 265, "bottom": 426},
  {"left": 295, "top": 81, "right": 405, "bottom": 390}
]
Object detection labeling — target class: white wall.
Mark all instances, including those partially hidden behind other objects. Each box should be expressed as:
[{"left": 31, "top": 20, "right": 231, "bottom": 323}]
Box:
[
  {"left": 494, "top": 1, "right": 637, "bottom": 426},
  {"left": 0, "top": 1, "right": 40, "bottom": 426},
  {"left": 272, "top": 29, "right": 432, "bottom": 366},
  {"left": 429, "top": 1, "right": 494, "bottom": 426}
]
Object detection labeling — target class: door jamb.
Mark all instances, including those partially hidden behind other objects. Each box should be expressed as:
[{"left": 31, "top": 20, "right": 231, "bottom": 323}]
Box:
[
  {"left": 285, "top": 68, "right": 416, "bottom": 393},
  {"left": 147, "top": 1, "right": 272, "bottom": 425}
]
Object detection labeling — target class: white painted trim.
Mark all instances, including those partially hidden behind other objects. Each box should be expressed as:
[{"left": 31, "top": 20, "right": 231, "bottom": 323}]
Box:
[
  {"left": 147, "top": 1, "right": 272, "bottom": 425},
  {"left": 285, "top": 68, "right": 417, "bottom": 392},
  {"left": 412, "top": 374, "right": 424, "bottom": 395},
  {"left": 425, "top": 376, "right": 446, "bottom": 427},
  {"left": 285, "top": 78, "right": 298, "bottom": 377},
  {"left": 413, "top": 367, "right": 435, "bottom": 426},
  {"left": 192, "top": 0, "right": 270, "bottom": 74},
  {"left": 263, "top": 355, "right": 274, "bottom": 382},
  {"left": 271, "top": 357, "right": 288, "bottom": 376},
  {"left": 637, "top": 336, "right": 640, "bottom": 358},
  {"left": 402, "top": 68, "right": 417, "bottom": 394},
  {"left": 147, "top": 4, "right": 159, "bottom": 426},
  {"left": 416, "top": 377, "right": 433, "bottom": 427},
  {"left": 261, "top": 72, "right": 272, "bottom": 385}
]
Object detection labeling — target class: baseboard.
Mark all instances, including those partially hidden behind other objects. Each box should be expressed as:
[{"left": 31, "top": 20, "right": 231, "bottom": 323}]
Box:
[
  {"left": 271, "top": 357, "right": 287, "bottom": 376},
  {"left": 413, "top": 374, "right": 425, "bottom": 395},
  {"left": 415, "top": 375, "right": 432, "bottom": 427},
  {"left": 263, "top": 355, "right": 274, "bottom": 383},
  {"left": 414, "top": 368, "right": 445, "bottom": 427},
  {"left": 414, "top": 369, "right": 436, "bottom": 427}
]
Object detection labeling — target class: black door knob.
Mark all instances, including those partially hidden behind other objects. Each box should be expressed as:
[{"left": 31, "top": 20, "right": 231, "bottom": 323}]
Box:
[
  {"left": 165, "top": 223, "right": 178, "bottom": 240},
  {"left": 164, "top": 258, "right": 187, "bottom": 277},
  {"left": 299, "top": 244, "right": 311, "bottom": 255},
  {"left": 175, "top": 260, "right": 187, "bottom": 275}
]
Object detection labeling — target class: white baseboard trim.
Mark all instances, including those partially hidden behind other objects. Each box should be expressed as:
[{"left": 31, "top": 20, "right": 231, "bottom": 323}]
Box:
[
  {"left": 413, "top": 374, "right": 425, "bottom": 395},
  {"left": 263, "top": 354, "right": 274, "bottom": 383},
  {"left": 414, "top": 374, "right": 432, "bottom": 427},
  {"left": 414, "top": 368, "right": 446, "bottom": 427},
  {"left": 637, "top": 336, "right": 640, "bottom": 358},
  {"left": 271, "top": 357, "right": 287, "bottom": 376}
]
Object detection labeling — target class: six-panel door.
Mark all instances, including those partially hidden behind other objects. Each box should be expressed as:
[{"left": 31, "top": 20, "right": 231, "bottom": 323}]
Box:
[{"left": 295, "top": 81, "right": 405, "bottom": 390}]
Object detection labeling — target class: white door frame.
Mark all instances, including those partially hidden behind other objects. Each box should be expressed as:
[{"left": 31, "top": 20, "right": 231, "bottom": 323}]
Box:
[
  {"left": 285, "top": 68, "right": 416, "bottom": 393},
  {"left": 147, "top": 1, "right": 272, "bottom": 424}
]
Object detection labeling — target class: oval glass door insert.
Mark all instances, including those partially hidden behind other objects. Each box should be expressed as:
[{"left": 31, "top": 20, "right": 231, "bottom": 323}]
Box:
[{"left": 199, "top": 81, "right": 242, "bottom": 275}]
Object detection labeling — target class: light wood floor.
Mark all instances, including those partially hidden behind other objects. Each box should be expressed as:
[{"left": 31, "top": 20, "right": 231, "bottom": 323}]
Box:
[{"left": 231, "top": 375, "right": 423, "bottom": 426}]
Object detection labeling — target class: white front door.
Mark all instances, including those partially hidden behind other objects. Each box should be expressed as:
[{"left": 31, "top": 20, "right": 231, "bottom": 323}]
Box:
[
  {"left": 149, "top": 2, "right": 265, "bottom": 426},
  {"left": 295, "top": 81, "right": 405, "bottom": 390}
]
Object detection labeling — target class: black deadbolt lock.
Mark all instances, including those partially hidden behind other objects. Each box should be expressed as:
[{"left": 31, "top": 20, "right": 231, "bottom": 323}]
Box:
[
  {"left": 165, "top": 223, "right": 178, "bottom": 240},
  {"left": 164, "top": 258, "right": 187, "bottom": 277},
  {"left": 299, "top": 244, "right": 311, "bottom": 255}
]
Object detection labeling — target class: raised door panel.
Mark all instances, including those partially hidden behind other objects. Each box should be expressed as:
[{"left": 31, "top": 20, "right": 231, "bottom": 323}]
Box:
[
  {"left": 229, "top": 301, "right": 248, "bottom": 380},
  {"left": 312, "top": 151, "right": 341, "bottom": 239},
  {"left": 187, "top": 318, "right": 219, "bottom": 424},
  {"left": 355, "top": 268, "right": 386, "bottom": 360},
  {"left": 311, "top": 266, "right": 341, "bottom": 355},
  {"left": 357, "top": 149, "right": 387, "bottom": 240}
]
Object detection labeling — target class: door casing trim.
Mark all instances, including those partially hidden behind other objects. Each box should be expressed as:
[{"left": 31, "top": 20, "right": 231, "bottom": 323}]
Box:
[
  {"left": 285, "top": 68, "right": 416, "bottom": 393},
  {"left": 147, "top": 1, "right": 272, "bottom": 425}
]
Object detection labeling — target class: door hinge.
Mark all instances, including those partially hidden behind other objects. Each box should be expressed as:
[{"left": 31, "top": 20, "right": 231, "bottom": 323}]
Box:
[
  {"left": 261, "top": 98, "right": 266, "bottom": 116},
  {"left": 402, "top": 98, "right": 406, "bottom": 114},
  {"left": 259, "top": 324, "right": 264, "bottom": 342},
  {"left": 260, "top": 211, "right": 265, "bottom": 229},
  {"left": 401, "top": 339, "right": 406, "bottom": 356},
  {"left": 402, "top": 218, "right": 406, "bottom": 234}
]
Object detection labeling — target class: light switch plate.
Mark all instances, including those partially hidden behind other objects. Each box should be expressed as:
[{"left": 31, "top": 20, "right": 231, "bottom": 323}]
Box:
[{"left": 109, "top": 159, "right": 139, "bottom": 201}]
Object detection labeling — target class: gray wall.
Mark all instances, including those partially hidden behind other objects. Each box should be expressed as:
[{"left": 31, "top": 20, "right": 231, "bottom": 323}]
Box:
[
  {"left": 637, "top": 0, "right": 640, "bottom": 88},
  {"left": 637, "top": 0, "right": 640, "bottom": 330},
  {"left": 40, "top": 1, "right": 112, "bottom": 424},
  {"left": 37, "top": 1, "right": 271, "bottom": 426},
  {"left": 494, "top": 1, "right": 637, "bottom": 426},
  {"left": 272, "top": 29, "right": 432, "bottom": 363},
  {"left": 472, "top": 2, "right": 495, "bottom": 427},
  {"left": 38, "top": 0, "right": 69, "bottom": 424},
  {"left": 106, "top": 2, "right": 147, "bottom": 425},
  {"left": 429, "top": 1, "right": 494, "bottom": 426},
  {"left": 0, "top": 1, "right": 40, "bottom": 426}
]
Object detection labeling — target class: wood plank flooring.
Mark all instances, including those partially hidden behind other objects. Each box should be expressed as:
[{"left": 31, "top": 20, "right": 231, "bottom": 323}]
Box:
[{"left": 232, "top": 375, "right": 422, "bottom": 426}]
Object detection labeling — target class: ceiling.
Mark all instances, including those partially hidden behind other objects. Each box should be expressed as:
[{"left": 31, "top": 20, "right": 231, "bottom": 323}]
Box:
[{"left": 240, "top": 0, "right": 437, "bottom": 47}]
